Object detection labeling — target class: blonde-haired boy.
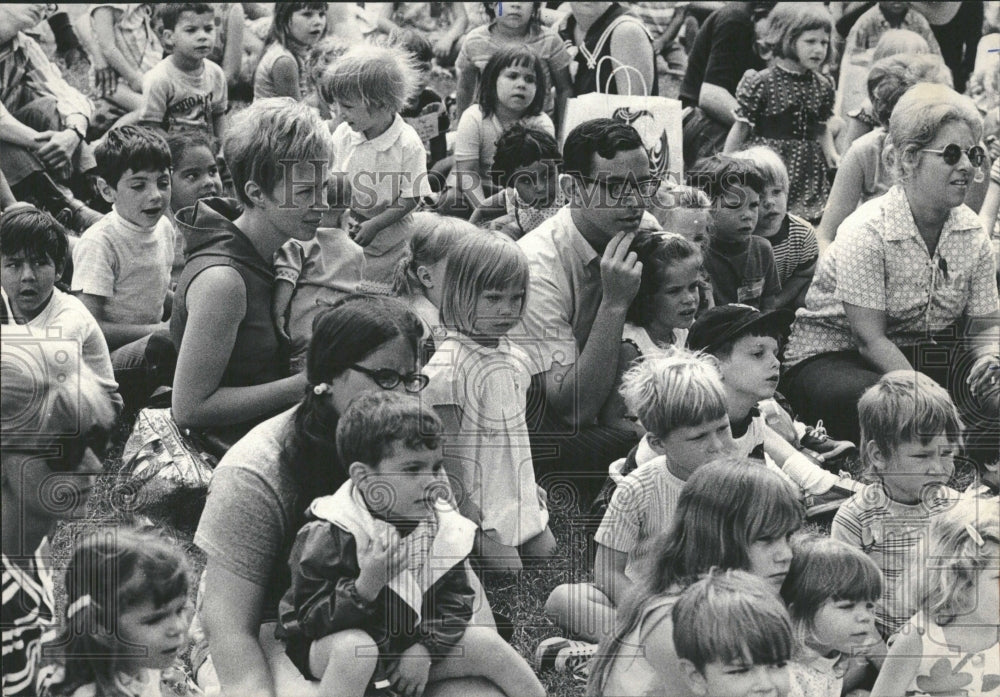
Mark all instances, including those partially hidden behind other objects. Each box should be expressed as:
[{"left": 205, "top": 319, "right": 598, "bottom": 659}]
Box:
[{"left": 832, "top": 370, "right": 964, "bottom": 639}]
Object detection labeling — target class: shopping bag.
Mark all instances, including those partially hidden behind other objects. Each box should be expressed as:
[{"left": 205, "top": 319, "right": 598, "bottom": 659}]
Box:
[{"left": 561, "top": 58, "right": 684, "bottom": 183}]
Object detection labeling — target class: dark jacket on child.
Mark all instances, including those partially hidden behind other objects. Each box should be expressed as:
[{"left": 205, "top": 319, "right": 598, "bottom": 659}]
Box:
[{"left": 277, "top": 481, "right": 477, "bottom": 680}]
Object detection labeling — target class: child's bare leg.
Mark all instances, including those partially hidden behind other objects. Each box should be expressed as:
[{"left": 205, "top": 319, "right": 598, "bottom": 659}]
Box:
[
  {"left": 309, "top": 629, "right": 378, "bottom": 697},
  {"left": 473, "top": 530, "right": 523, "bottom": 573},
  {"left": 543, "top": 582, "right": 615, "bottom": 643},
  {"left": 429, "top": 626, "right": 545, "bottom": 697}
]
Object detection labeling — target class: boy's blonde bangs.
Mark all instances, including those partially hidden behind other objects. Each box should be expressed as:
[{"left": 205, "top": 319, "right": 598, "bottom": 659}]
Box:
[
  {"left": 858, "top": 371, "right": 964, "bottom": 474},
  {"left": 619, "top": 350, "right": 727, "bottom": 438}
]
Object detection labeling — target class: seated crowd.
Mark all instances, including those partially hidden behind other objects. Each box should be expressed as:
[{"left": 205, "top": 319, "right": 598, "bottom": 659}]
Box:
[{"left": 2, "top": 3, "right": 998, "bottom": 697}]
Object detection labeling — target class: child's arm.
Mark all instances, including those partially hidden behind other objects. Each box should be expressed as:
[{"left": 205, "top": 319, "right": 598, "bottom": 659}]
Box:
[
  {"left": 773, "top": 260, "right": 816, "bottom": 310},
  {"left": 271, "top": 279, "right": 295, "bottom": 345},
  {"left": 269, "top": 54, "right": 302, "bottom": 100},
  {"left": 592, "top": 544, "right": 630, "bottom": 607},
  {"left": 220, "top": 3, "right": 246, "bottom": 86},
  {"left": 816, "top": 142, "right": 866, "bottom": 252},
  {"left": 868, "top": 623, "right": 922, "bottom": 697},
  {"left": 90, "top": 7, "right": 145, "bottom": 93},
  {"left": 433, "top": 4, "right": 467, "bottom": 62},
  {"left": 433, "top": 404, "right": 483, "bottom": 524},
  {"left": 78, "top": 293, "right": 169, "bottom": 349},
  {"left": 353, "top": 196, "right": 420, "bottom": 248},
  {"left": 724, "top": 119, "right": 751, "bottom": 153},
  {"left": 214, "top": 111, "right": 227, "bottom": 143},
  {"left": 286, "top": 521, "right": 388, "bottom": 639},
  {"left": 551, "top": 65, "right": 572, "bottom": 138},
  {"left": 818, "top": 122, "right": 839, "bottom": 169},
  {"left": 455, "top": 65, "right": 478, "bottom": 126}
]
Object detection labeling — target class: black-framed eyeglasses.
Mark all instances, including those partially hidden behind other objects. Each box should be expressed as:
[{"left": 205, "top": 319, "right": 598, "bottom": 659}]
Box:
[
  {"left": 920, "top": 144, "right": 987, "bottom": 167},
  {"left": 346, "top": 365, "right": 429, "bottom": 393},
  {"left": 576, "top": 175, "right": 662, "bottom": 200}
]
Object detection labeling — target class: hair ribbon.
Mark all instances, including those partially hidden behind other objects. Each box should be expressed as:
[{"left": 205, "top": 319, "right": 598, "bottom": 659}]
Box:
[
  {"left": 965, "top": 523, "right": 986, "bottom": 548},
  {"left": 67, "top": 594, "right": 92, "bottom": 619},
  {"left": 312, "top": 383, "right": 332, "bottom": 396}
]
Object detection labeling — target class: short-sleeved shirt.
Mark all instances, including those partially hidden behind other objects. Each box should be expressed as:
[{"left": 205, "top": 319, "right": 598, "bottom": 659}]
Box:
[
  {"left": 831, "top": 483, "right": 960, "bottom": 638},
  {"left": 517, "top": 206, "right": 660, "bottom": 375},
  {"left": 139, "top": 56, "right": 227, "bottom": 134},
  {"left": 456, "top": 23, "right": 570, "bottom": 113},
  {"left": 71, "top": 208, "right": 175, "bottom": 325},
  {"left": 453, "top": 105, "right": 555, "bottom": 188},
  {"left": 193, "top": 407, "right": 315, "bottom": 622},
  {"left": 678, "top": 3, "right": 764, "bottom": 108},
  {"left": 422, "top": 334, "right": 548, "bottom": 546},
  {"left": 594, "top": 456, "right": 685, "bottom": 579},
  {"left": 1, "top": 287, "right": 119, "bottom": 402},
  {"left": 766, "top": 213, "right": 820, "bottom": 285},
  {"left": 1, "top": 541, "right": 54, "bottom": 697},
  {"left": 0, "top": 33, "right": 93, "bottom": 124},
  {"left": 703, "top": 235, "right": 781, "bottom": 308},
  {"left": 784, "top": 186, "right": 1000, "bottom": 368}
]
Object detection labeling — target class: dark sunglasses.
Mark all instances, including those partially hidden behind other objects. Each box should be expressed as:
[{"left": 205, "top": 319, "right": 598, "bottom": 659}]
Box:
[
  {"left": 346, "top": 365, "right": 429, "bottom": 393},
  {"left": 576, "top": 175, "right": 662, "bottom": 200},
  {"left": 921, "top": 144, "right": 987, "bottom": 167}
]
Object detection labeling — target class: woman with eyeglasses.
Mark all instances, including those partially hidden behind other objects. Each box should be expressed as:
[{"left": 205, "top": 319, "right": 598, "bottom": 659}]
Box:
[
  {"left": 781, "top": 83, "right": 999, "bottom": 446},
  {"left": 193, "top": 294, "right": 505, "bottom": 697},
  {"left": 1, "top": 345, "right": 117, "bottom": 696}
]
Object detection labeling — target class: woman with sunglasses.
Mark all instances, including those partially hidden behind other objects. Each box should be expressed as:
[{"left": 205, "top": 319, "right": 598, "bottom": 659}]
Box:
[
  {"left": 781, "top": 83, "right": 999, "bottom": 447},
  {"left": 1, "top": 345, "right": 116, "bottom": 696},
  {"left": 193, "top": 295, "right": 506, "bottom": 697}
]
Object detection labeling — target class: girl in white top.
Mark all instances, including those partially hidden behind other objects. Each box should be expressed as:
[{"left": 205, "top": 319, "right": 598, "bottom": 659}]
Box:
[
  {"left": 871, "top": 497, "right": 1000, "bottom": 697},
  {"left": 422, "top": 232, "right": 556, "bottom": 572},
  {"left": 390, "top": 212, "right": 480, "bottom": 361},
  {"left": 37, "top": 529, "right": 200, "bottom": 697},
  {"left": 780, "top": 535, "right": 885, "bottom": 697},
  {"left": 599, "top": 232, "right": 703, "bottom": 429}
]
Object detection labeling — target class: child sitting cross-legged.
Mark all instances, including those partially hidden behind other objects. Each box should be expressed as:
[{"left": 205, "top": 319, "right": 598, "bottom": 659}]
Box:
[
  {"left": 688, "top": 304, "right": 862, "bottom": 518},
  {"left": 542, "top": 349, "right": 736, "bottom": 655},
  {"left": 277, "top": 390, "right": 546, "bottom": 697},
  {"left": 832, "top": 370, "right": 965, "bottom": 640}
]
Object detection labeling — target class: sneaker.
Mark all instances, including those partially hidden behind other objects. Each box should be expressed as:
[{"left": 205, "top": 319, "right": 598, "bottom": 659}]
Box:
[
  {"left": 800, "top": 420, "right": 858, "bottom": 460},
  {"left": 804, "top": 483, "right": 856, "bottom": 518},
  {"left": 535, "top": 637, "right": 597, "bottom": 673}
]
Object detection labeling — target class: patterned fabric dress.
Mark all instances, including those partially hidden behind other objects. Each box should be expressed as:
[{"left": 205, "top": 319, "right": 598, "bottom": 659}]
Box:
[{"left": 735, "top": 65, "right": 835, "bottom": 222}]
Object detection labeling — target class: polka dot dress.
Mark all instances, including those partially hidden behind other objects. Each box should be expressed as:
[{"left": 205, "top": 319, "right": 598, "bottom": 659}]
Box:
[{"left": 735, "top": 65, "right": 835, "bottom": 222}]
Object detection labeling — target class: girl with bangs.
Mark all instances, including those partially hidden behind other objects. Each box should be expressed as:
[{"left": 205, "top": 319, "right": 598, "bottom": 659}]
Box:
[
  {"left": 253, "top": 2, "right": 328, "bottom": 101},
  {"left": 38, "top": 529, "right": 199, "bottom": 697},
  {"left": 422, "top": 232, "right": 556, "bottom": 572},
  {"left": 586, "top": 458, "right": 804, "bottom": 697},
  {"left": 780, "top": 535, "right": 885, "bottom": 697},
  {"left": 450, "top": 46, "right": 555, "bottom": 216}
]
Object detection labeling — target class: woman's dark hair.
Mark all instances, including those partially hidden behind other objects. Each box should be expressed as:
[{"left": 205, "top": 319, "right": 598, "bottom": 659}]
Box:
[
  {"left": 491, "top": 123, "right": 562, "bottom": 188},
  {"left": 281, "top": 295, "right": 423, "bottom": 495},
  {"left": 266, "top": 2, "right": 328, "bottom": 48},
  {"left": 0, "top": 205, "right": 70, "bottom": 273},
  {"left": 477, "top": 45, "right": 547, "bottom": 118},
  {"left": 42, "top": 528, "right": 191, "bottom": 697},
  {"left": 563, "top": 118, "right": 644, "bottom": 179}
]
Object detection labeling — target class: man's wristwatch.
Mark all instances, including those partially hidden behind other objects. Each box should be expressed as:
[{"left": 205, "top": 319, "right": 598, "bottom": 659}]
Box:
[{"left": 67, "top": 125, "right": 86, "bottom": 143}]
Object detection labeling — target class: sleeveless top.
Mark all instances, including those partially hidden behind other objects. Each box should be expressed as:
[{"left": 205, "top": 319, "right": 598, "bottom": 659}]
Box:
[
  {"left": 902, "top": 612, "right": 1000, "bottom": 696},
  {"left": 172, "top": 198, "right": 286, "bottom": 390},
  {"left": 254, "top": 42, "right": 309, "bottom": 99},
  {"left": 622, "top": 323, "right": 688, "bottom": 357},
  {"left": 559, "top": 3, "right": 659, "bottom": 96}
]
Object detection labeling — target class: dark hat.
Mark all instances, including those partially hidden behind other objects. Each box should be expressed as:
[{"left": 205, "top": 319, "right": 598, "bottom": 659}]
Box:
[{"left": 688, "top": 304, "right": 795, "bottom": 354}]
